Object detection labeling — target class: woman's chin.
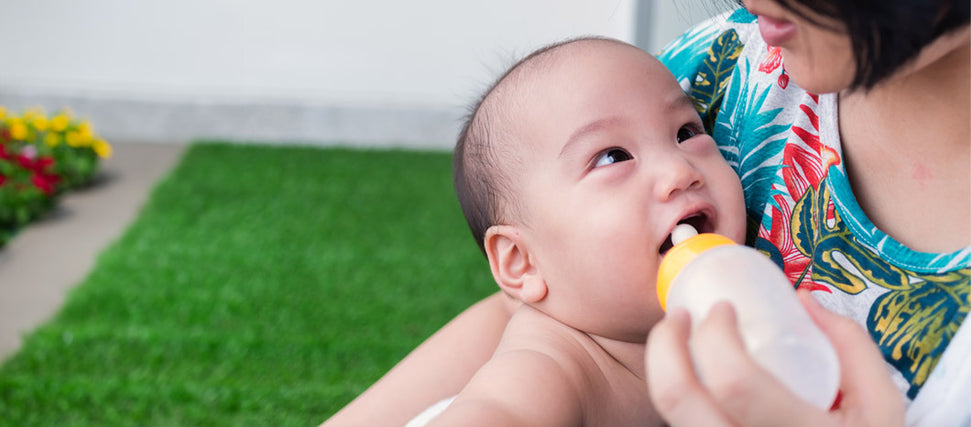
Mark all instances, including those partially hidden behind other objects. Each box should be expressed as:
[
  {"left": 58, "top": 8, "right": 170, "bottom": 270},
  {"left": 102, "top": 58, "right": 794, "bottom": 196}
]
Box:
[{"left": 781, "top": 52, "right": 855, "bottom": 94}]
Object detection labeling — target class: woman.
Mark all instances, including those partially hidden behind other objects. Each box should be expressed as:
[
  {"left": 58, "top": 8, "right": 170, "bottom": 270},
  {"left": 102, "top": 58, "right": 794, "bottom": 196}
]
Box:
[
  {"left": 646, "top": 0, "right": 968, "bottom": 425},
  {"left": 325, "top": 0, "right": 969, "bottom": 425}
]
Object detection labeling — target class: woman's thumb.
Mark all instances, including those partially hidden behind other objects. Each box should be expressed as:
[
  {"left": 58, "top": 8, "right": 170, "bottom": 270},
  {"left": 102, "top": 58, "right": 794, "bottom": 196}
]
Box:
[{"left": 797, "top": 289, "right": 904, "bottom": 423}]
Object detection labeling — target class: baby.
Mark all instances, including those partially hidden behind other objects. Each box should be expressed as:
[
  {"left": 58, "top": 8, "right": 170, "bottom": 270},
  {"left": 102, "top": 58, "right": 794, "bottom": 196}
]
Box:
[{"left": 422, "top": 36, "right": 747, "bottom": 426}]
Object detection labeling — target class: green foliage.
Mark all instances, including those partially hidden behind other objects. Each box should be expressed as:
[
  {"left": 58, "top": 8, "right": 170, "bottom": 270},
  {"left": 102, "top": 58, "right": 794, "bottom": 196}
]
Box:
[
  {"left": 689, "top": 28, "right": 743, "bottom": 133},
  {"left": 0, "top": 142, "right": 495, "bottom": 426}
]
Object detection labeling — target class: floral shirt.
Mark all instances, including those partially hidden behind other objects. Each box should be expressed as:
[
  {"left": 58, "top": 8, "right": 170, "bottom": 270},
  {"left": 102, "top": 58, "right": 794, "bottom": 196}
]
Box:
[{"left": 658, "top": 8, "right": 970, "bottom": 411}]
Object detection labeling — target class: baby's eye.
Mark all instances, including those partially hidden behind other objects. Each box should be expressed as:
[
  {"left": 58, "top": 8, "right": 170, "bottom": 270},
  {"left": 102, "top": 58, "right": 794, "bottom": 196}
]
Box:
[
  {"left": 676, "top": 125, "right": 700, "bottom": 143},
  {"left": 593, "top": 148, "right": 632, "bottom": 168}
]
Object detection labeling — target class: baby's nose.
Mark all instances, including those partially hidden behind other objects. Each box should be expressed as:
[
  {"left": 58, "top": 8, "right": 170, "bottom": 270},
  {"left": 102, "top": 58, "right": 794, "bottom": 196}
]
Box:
[{"left": 654, "top": 156, "right": 703, "bottom": 201}]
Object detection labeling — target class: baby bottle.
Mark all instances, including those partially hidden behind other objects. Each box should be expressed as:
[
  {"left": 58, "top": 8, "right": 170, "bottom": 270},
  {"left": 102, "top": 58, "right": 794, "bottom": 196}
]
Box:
[{"left": 656, "top": 224, "right": 840, "bottom": 409}]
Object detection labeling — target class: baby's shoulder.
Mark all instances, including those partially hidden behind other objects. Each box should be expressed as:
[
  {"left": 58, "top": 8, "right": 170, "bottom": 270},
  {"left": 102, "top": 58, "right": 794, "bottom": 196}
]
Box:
[
  {"left": 499, "top": 305, "right": 608, "bottom": 372},
  {"left": 450, "top": 337, "right": 587, "bottom": 426},
  {"left": 486, "top": 307, "right": 659, "bottom": 424}
]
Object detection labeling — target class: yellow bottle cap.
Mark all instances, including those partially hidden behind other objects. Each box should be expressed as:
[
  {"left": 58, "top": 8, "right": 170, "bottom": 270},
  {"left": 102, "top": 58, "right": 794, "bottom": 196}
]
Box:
[{"left": 656, "top": 233, "right": 735, "bottom": 310}]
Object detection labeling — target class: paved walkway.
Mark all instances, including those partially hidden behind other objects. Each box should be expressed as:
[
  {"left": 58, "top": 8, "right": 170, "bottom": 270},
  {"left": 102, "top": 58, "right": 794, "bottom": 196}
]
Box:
[{"left": 0, "top": 142, "right": 186, "bottom": 362}]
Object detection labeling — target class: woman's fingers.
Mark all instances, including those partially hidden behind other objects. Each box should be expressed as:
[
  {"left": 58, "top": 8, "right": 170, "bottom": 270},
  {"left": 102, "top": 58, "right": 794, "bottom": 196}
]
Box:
[
  {"left": 797, "top": 290, "right": 905, "bottom": 426},
  {"left": 648, "top": 294, "right": 906, "bottom": 427},
  {"left": 646, "top": 308, "right": 734, "bottom": 427},
  {"left": 690, "top": 302, "right": 831, "bottom": 427}
]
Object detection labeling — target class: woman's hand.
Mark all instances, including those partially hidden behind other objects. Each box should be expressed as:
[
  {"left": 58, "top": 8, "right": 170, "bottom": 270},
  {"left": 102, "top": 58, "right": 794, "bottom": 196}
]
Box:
[{"left": 645, "top": 290, "right": 905, "bottom": 427}]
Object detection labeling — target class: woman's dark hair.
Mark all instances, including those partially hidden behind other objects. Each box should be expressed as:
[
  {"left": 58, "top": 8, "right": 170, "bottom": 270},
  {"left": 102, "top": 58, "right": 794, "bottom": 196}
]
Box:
[{"left": 745, "top": 0, "right": 969, "bottom": 90}]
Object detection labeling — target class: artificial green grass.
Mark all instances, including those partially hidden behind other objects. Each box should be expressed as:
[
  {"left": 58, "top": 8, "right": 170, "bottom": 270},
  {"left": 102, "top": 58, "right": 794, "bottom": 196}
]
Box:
[{"left": 0, "top": 142, "right": 496, "bottom": 426}]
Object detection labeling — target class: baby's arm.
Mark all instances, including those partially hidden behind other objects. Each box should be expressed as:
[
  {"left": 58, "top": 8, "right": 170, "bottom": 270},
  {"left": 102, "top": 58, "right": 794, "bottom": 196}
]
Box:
[
  {"left": 323, "top": 292, "right": 515, "bottom": 426},
  {"left": 428, "top": 349, "right": 584, "bottom": 427}
]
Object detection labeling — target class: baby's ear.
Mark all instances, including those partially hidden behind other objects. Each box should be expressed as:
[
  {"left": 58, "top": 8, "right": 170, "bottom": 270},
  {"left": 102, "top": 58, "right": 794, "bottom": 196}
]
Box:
[{"left": 484, "top": 225, "right": 547, "bottom": 304}]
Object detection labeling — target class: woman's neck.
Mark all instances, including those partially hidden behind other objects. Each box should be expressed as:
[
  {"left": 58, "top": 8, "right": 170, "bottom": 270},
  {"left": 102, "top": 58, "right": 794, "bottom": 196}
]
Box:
[
  {"left": 837, "top": 28, "right": 970, "bottom": 252},
  {"left": 841, "top": 27, "right": 969, "bottom": 153}
]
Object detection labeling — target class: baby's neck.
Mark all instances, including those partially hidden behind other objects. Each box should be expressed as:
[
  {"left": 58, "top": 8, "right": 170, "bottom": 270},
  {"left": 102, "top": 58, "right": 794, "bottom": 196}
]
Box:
[{"left": 587, "top": 334, "right": 647, "bottom": 380}]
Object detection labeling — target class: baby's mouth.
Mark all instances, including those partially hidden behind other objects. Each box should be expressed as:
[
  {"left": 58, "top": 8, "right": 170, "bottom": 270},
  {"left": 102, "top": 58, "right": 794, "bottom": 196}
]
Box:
[{"left": 659, "top": 213, "right": 711, "bottom": 255}]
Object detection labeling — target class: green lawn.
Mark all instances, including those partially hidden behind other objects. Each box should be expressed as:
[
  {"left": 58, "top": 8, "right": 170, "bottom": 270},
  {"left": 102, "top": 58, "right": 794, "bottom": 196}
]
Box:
[{"left": 0, "top": 142, "right": 496, "bottom": 426}]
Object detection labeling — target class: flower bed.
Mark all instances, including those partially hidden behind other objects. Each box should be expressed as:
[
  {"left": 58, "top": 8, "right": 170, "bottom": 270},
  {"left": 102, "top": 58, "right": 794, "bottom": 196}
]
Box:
[{"left": 0, "top": 106, "right": 112, "bottom": 246}]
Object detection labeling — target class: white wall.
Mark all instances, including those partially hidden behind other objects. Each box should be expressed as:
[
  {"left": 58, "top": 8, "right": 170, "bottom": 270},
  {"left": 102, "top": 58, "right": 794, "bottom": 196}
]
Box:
[
  {"left": 641, "top": 0, "right": 735, "bottom": 54},
  {"left": 0, "top": 0, "right": 728, "bottom": 148}
]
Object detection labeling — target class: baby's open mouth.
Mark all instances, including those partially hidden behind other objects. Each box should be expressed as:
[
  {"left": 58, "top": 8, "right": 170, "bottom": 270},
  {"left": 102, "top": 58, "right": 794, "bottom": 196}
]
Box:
[{"left": 659, "top": 213, "right": 711, "bottom": 254}]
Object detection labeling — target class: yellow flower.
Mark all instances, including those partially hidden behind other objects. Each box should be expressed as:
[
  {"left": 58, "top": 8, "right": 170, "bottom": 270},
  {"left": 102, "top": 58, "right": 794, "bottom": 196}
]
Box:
[
  {"left": 0, "top": 106, "right": 6, "bottom": 120},
  {"left": 23, "top": 108, "right": 44, "bottom": 122},
  {"left": 32, "top": 116, "right": 49, "bottom": 132},
  {"left": 78, "top": 121, "right": 94, "bottom": 140},
  {"left": 92, "top": 139, "right": 112, "bottom": 158},
  {"left": 66, "top": 130, "right": 85, "bottom": 147},
  {"left": 9, "top": 119, "right": 28, "bottom": 141},
  {"left": 51, "top": 114, "right": 69, "bottom": 132},
  {"left": 44, "top": 132, "right": 61, "bottom": 147}
]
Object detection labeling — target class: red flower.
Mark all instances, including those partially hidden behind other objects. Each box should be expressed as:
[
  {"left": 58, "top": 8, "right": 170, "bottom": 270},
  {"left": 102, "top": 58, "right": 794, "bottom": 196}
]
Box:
[
  {"left": 9, "top": 154, "right": 61, "bottom": 195},
  {"left": 17, "top": 155, "right": 33, "bottom": 170},
  {"left": 35, "top": 157, "right": 54, "bottom": 169},
  {"left": 764, "top": 193, "right": 812, "bottom": 283},
  {"left": 15, "top": 155, "right": 57, "bottom": 174},
  {"left": 758, "top": 98, "right": 840, "bottom": 293},
  {"left": 31, "top": 173, "right": 57, "bottom": 195},
  {"left": 759, "top": 46, "right": 791, "bottom": 89},
  {"left": 759, "top": 46, "right": 783, "bottom": 73}
]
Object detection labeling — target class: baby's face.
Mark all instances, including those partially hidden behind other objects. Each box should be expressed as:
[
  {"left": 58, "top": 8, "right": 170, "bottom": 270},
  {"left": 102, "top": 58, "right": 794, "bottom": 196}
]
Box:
[{"left": 508, "top": 40, "right": 746, "bottom": 341}]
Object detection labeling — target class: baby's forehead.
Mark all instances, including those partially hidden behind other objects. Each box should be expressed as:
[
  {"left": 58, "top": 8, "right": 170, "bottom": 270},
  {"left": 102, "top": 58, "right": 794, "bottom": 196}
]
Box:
[
  {"left": 493, "top": 39, "right": 676, "bottom": 119},
  {"left": 515, "top": 39, "right": 642, "bottom": 83},
  {"left": 481, "top": 38, "right": 681, "bottom": 156},
  {"left": 508, "top": 39, "right": 668, "bottom": 102}
]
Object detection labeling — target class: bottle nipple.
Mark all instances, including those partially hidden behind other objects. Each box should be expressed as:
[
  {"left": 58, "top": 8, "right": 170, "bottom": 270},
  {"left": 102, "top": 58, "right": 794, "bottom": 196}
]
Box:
[
  {"left": 656, "top": 224, "right": 735, "bottom": 310},
  {"left": 671, "top": 224, "right": 698, "bottom": 245}
]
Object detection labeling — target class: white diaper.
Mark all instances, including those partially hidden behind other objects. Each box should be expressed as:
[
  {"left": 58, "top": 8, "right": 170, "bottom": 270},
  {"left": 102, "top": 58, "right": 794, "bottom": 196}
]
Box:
[{"left": 404, "top": 396, "right": 456, "bottom": 427}]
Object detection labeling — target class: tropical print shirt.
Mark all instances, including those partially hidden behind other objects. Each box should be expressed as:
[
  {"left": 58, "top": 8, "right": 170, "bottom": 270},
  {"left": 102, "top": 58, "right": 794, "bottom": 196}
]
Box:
[{"left": 658, "top": 8, "right": 970, "bottom": 406}]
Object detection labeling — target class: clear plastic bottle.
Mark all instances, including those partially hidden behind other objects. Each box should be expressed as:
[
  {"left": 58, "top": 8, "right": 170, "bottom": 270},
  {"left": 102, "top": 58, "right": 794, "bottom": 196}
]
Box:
[{"left": 656, "top": 224, "right": 840, "bottom": 409}]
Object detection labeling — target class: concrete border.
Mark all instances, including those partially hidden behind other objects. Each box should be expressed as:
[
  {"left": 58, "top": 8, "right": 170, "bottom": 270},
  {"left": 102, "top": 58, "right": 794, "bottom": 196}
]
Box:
[
  {"left": 0, "top": 88, "right": 462, "bottom": 150},
  {"left": 0, "top": 142, "right": 187, "bottom": 361}
]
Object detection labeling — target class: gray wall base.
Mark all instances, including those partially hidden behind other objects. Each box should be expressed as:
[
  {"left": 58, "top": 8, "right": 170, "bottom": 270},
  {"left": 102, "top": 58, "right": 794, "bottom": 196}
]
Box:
[{"left": 0, "top": 89, "right": 463, "bottom": 151}]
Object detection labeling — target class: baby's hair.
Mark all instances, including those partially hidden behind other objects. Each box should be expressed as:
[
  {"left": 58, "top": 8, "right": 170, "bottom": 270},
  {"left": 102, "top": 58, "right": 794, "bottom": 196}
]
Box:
[{"left": 453, "top": 36, "right": 629, "bottom": 254}]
